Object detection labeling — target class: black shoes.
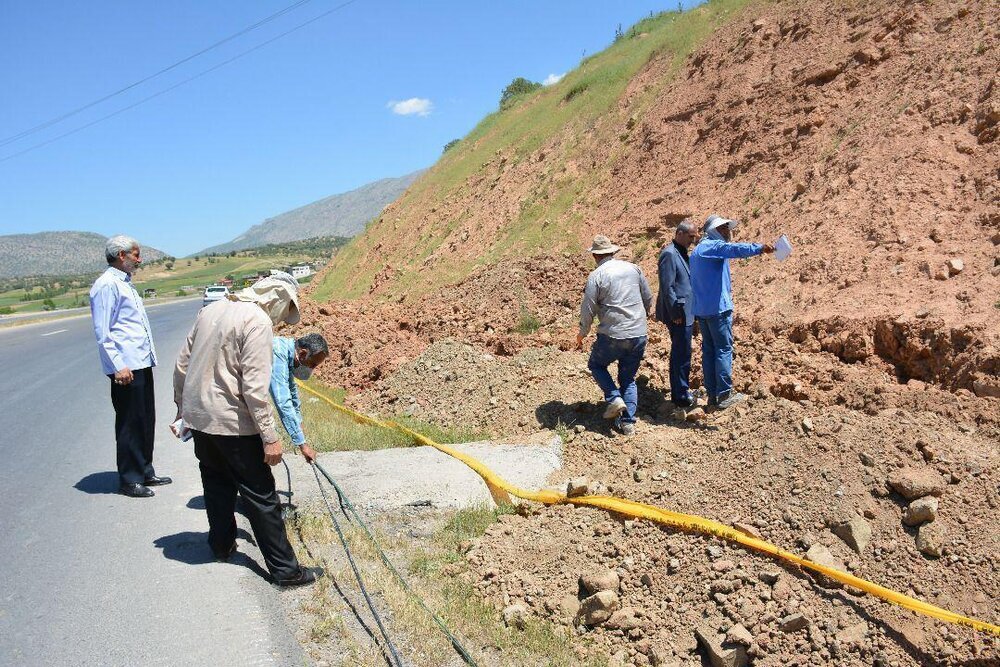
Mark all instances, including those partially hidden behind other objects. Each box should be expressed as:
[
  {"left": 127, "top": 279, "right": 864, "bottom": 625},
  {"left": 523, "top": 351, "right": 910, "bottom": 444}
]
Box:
[
  {"left": 120, "top": 482, "right": 154, "bottom": 498},
  {"left": 673, "top": 395, "right": 695, "bottom": 408},
  {"left": 213, "top": 542, "right": 238, "bottom": 562},
  {"left": 119, "top": 476, "right": 170, "bottom": 496},
  {"left": 275, "top": 566, "right": 323, "bottom": 588}
]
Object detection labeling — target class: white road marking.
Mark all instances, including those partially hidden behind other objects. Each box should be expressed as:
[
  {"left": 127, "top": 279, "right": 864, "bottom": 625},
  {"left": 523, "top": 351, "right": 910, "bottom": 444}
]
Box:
[{"left": 41, "top": 329, "right": 67, "bottom": 337}]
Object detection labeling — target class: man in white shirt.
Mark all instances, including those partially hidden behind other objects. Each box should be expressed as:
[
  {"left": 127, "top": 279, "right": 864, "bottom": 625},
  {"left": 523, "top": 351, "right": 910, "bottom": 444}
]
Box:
[
  {"left": 89, "top": 235, "right": 170, "bottom": 498},
  {"left": 576, "top": 235, "right": 653, "bottom": 436}
]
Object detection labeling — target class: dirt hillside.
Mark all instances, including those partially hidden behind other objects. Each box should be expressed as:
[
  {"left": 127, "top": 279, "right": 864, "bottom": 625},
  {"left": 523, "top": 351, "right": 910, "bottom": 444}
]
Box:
[{"left": 293, "top": 0, "right": 1000, "bottom": 665}]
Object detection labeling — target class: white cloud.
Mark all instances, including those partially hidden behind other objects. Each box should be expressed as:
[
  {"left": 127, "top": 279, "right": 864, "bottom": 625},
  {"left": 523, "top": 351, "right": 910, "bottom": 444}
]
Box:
[
  {"left": 387, "top": 98, "right": 433, "bottom": 116},
  {"left": 542, "top": 73, "right": 565, "bottom": 86}
]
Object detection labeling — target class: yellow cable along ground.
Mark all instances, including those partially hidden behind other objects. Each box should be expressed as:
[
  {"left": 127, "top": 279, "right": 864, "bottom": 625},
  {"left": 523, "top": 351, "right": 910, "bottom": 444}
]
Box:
[{"left": 298, "top": 382, "right": 1000, "bottom": 637}]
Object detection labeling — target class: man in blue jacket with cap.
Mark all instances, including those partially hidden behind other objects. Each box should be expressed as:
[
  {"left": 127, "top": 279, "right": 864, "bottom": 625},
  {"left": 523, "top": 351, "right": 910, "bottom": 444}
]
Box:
[{"left": 690, "top": 215, "right": 774, "bottom": 410}]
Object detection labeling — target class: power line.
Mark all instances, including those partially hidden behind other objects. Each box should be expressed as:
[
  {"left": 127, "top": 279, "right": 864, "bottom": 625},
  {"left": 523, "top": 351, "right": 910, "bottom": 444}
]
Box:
[
  {"left": 0, "top": 0, "right": 360, "bottom": 164},
  {"left": 0, "top": 0, "right": 317, "bottom": 148}
]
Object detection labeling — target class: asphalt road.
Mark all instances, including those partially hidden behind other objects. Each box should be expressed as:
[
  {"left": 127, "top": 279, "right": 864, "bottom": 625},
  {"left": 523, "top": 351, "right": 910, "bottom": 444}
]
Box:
[{"left": 0, "top": 299, "right": 307, "bottom": 666}]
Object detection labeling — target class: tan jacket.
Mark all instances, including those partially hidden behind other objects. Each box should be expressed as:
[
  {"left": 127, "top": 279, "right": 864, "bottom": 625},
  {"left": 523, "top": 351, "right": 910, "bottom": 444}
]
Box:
[{"left": 173, "top": 300, "right": 279, "bottom": 444}]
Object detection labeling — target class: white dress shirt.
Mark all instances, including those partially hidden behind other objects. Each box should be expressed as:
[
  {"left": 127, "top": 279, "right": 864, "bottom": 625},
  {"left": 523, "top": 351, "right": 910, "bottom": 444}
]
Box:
[{"left": 89, "top": 266, "right": 157, "bottom": 375}]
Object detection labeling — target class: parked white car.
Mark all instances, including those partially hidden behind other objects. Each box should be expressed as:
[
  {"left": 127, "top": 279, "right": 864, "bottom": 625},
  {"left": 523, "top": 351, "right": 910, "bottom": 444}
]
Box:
[{"left": 202, "top": 285, "right": 230, "bottom": 307}]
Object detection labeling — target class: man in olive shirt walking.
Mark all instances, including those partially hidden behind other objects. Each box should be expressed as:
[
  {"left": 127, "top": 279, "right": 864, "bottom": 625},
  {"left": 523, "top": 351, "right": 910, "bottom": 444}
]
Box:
[
  {"left": 577, "top": 235, "right": 653, "bottom": 436},
  {"left": 174, "top": 272, "right": 319, "bottom": 586}
]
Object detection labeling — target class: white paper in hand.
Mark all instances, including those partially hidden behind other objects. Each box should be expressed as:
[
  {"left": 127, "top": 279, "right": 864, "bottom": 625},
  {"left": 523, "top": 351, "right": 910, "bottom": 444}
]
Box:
[
  {"left": 775, "top": 234, "right": 793, "bottom": 261},
  {"left": 171, "top": 418, "right": 193, "bottom": 442}
]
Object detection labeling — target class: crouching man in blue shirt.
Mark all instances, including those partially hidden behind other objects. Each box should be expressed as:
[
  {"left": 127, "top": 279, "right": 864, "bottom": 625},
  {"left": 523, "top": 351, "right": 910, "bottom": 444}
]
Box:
[
  {"left": 690, "top": 215, "right": 774, "bottom": 410},
  {"left": 270, "top": 333, "right": 330, "bottom": 464}
]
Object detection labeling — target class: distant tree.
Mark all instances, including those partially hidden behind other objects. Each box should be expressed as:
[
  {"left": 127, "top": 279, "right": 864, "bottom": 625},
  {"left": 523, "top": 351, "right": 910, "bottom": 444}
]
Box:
[
  {"left": 165, "top": 261, "right": 174, "bottom": 271},
  {"left": 42, "top": 298, "right": 57, "bottom": 311},
  {"left": 500, "top": 77, "right": 542, "bottom": 110},
  {"left": 442, "top": 138, "right": 461, "bottom": 153},
  {"left": 229, "top": 250, "right": 237, "bottom": 257},
  {"left": 194, "top": 255, "right": 200, "bottom": 261}
]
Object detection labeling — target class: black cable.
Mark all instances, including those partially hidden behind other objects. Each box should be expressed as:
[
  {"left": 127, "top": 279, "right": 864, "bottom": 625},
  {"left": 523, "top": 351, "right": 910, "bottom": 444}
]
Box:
[
  {"left": 311, "top": 464, "right": 405, "bottom": 667},
  {"left": 0, "top": 0, "right": 317, "bottom": 148},
  {"left": 313, "top": 461, "right": 479, "bottom": 667},
  {"left": 0, "top": 0, "right": 360, "bottom": 163},
  {"left": 281, "top": 458, "right": 295, "bottom": 519}
]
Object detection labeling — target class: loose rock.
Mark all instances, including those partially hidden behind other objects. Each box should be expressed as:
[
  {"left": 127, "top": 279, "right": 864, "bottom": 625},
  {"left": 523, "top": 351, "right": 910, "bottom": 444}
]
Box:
[
  {"left": 888, "top": 467, "right": 946, "bottom": 500},
  {"left": 695, "top": 626, "right": 750, "bottom": 667},
  {"left": 725, "top": 623, "right": 754, "bottom": 646},
  {"left": 780, "top": 613, "right": 809, "bottom": 633},
  {"left": 902, "top": 496, "right": 939, "bottom": 526},
  {"left": 566, "top": 477, "right": 592, "bottom": 498},
  {"left": 580, "top": 569, "right": 620, "bottom": 595},
  {"left": 805, "top": 543, "right": 846, "bottom": 588},
  {"left": 685, "top": 407, "right": 706, "bottom": 422},
  {"left": 605, "top": 607, "right": 642, "bottom": 631},
  {"left": 916, "top": 523, "right": 945, "bottom": 558},
  {"left": 577, "top": 590, "right": 620, "bottom": 626},
  {"left": 832, "top": 515, "right": 872, "bottom": 554}
]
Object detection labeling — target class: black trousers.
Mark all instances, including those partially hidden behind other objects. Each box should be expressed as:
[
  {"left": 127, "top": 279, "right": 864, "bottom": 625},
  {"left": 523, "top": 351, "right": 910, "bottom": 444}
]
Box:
[
  {"left": 109, "top": 367, "right": 156, "bottom": 485},
  {"left": 192, "top": 431, "right": 299, "bottom": 579}
]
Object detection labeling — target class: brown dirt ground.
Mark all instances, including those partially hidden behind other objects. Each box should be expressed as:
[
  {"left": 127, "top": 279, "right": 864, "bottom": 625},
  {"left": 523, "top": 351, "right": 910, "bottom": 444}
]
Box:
[{"left": 290, "top": 0, "right": 1000, "bottom": 664}]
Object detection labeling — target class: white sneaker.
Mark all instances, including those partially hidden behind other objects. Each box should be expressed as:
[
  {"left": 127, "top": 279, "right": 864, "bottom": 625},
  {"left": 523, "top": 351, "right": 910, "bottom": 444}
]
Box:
[{"left": 603, "top": 397, "right": 626, "bottom": 419}]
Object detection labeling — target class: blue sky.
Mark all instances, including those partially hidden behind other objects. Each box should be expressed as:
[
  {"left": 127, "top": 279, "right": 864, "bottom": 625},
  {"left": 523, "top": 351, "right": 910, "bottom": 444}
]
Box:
[{"left": 0, "top": 1, "right": 695, "bottom": 256}]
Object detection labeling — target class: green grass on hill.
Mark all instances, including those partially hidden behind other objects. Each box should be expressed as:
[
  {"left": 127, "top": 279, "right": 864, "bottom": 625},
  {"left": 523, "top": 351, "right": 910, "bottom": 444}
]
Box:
[
  {"left": 313, "top": 0, "right": 754, "bottom": 302},
  {"left": 135, "top": 255, "right": 313, "bottom": 294},
  {"left": 0, "top": 254, "right": 311, "bottom": 314}
]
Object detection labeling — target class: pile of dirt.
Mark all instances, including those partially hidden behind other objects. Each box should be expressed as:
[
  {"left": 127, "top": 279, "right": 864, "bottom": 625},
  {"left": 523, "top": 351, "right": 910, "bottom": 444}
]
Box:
[
  {"left": 358, "top": 340, "right": 596, "bottom": 434},
  {"left": 299, "top": 254, "right": 591, "bottom": 391},
  {"left": 335, "top": 332, "right": 1000, "bottom": 666},
  {"left": 458, "top": 392, "right": 999, "bottom": 666},
  {"left": 340, "top": 333, "right": 1000, "bottom": 665}
]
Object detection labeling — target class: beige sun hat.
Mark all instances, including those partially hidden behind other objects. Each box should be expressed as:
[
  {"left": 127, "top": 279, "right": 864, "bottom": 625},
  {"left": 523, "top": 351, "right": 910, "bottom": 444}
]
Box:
[
  {"left": 588, "top": 234, "right": 620, "bottom": 255},
  {"left": 231, "top": 270, "right": 300, "bottom": 325}
]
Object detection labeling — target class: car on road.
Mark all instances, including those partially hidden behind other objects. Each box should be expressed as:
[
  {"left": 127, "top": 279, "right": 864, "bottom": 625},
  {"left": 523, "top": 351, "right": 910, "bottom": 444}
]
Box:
[{"left": 202, "top": 285, "right": 230, "bottom": 307}]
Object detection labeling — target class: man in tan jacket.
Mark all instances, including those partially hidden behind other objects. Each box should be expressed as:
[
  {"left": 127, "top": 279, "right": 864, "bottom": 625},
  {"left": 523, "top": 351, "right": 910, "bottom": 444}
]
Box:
[{"left": 174, "top": 272, "right": 319, "bottom": 587}]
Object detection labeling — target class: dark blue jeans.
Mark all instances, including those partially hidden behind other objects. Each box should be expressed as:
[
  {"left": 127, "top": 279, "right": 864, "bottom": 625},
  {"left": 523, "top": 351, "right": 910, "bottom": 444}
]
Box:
[
  {"left": 667, "top": 322, "right": 693, "bottom": 404},
  {"left": 587, "top": 334, "right": 647, "bottom": 424},
  {"left": 697, "top": 310, "right": 734, "bottom": 400}
]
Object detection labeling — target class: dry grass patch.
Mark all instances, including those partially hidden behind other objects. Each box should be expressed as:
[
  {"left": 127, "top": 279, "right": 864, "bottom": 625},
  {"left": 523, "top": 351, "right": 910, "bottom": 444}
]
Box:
[{"left": 288, "top": 505, "right": 607, "bottom": 667}]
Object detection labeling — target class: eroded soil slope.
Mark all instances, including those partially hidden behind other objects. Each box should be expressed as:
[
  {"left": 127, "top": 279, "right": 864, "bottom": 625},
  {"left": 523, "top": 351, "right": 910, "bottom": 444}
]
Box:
[{"left": 293, "top": 0, "right": 1000, "bottom": 664}]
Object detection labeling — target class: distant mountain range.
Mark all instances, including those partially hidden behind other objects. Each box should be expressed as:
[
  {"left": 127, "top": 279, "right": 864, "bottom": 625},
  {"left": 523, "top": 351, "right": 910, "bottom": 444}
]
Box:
[
  {"left": 0, "top": 231, "right": 167, "bottom": 279},
  {"left": 194, "top": 170, "right": 424, "bottom": 256}
]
